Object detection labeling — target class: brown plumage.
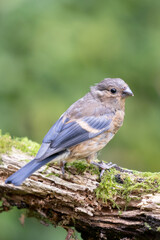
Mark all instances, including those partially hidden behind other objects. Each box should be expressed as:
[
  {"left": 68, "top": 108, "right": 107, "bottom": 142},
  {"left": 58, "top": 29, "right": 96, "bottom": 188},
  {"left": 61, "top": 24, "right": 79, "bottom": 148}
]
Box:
[
  {"left": 65, "top": 78, "right": 133, "bottom": 162},
  {"left": 5, "top": 78, "right": 133, "bottom": 186}
]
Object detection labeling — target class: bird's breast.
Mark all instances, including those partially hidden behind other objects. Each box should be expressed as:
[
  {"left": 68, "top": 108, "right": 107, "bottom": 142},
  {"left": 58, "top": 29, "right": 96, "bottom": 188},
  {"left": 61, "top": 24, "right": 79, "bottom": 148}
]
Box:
[
  {"left": 110, "top": 109, "right": 125, "bottom": 133},
  {"left": 68, "top": 132, "right": 114, "bottom": 160}
]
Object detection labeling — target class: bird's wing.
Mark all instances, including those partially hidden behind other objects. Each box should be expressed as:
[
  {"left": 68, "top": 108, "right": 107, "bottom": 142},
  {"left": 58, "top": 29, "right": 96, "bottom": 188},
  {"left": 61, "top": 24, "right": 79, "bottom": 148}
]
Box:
[{"left": 35, "top": 115, "right": 112, "bottom": 161}]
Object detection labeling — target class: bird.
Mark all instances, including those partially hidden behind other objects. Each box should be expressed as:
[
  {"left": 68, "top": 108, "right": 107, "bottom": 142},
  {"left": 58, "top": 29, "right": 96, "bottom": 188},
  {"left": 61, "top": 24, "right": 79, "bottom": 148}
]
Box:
[{"left": 5, "top": 78, "right": 133, "bottom": 186}]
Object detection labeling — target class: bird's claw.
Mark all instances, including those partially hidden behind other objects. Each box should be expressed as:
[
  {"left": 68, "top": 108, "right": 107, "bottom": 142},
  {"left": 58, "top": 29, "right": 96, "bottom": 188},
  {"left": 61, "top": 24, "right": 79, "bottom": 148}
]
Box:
[{"left": 91, "top": 161, "right": 118, "bottom": 178}]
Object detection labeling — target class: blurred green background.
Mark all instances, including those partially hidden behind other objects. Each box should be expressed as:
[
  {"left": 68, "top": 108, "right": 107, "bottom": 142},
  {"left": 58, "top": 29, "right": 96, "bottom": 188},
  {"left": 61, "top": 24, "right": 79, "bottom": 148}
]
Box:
[{"left": 0, "top": 0, "right": 160, "bottom": 239}]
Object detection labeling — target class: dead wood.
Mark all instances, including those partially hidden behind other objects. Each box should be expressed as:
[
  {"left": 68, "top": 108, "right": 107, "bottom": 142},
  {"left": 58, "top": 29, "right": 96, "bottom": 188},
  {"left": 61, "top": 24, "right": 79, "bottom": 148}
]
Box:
[{"left": 0, "top": 144, "right": 160, "bottom": 240}]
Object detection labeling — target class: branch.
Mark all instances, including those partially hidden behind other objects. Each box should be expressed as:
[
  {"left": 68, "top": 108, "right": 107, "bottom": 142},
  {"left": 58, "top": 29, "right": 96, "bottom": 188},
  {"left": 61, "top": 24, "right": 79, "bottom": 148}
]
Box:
[{"left": 0, "top": 132, "right": 160, "bottom": 240}]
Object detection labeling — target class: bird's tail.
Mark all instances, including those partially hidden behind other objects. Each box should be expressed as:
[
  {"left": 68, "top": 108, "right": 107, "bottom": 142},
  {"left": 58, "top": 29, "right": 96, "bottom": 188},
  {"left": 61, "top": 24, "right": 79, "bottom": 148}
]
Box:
[{"left": 5, "top": 155, "right": 57, "bottom": 186}]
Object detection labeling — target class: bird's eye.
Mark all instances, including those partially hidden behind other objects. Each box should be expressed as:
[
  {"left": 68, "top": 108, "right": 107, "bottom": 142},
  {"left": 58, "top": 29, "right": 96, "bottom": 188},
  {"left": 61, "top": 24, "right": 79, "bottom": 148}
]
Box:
[{"left": 110, "top": 88, "right": 117, "bottom": 94}]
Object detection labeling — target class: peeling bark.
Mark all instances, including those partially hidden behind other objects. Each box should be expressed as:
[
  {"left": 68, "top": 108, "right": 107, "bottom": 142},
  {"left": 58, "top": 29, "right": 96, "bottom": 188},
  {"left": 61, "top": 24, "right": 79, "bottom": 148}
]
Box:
[{"left": 1, "top": 147, "right": 160, "bottom": 240}]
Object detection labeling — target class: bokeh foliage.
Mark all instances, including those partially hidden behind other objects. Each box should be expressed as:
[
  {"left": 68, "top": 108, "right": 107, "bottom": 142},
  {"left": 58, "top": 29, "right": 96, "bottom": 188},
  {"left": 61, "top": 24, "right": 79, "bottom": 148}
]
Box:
[{"left": 0, "top": 0, "right": 160, "bottom": 239}]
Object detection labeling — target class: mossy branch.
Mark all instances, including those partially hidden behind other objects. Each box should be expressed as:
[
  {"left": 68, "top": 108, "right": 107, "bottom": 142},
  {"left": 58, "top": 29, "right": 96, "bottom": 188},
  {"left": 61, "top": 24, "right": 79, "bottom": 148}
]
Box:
[{"left": 0, "top": 131, "right": 160, "bottom": 240}]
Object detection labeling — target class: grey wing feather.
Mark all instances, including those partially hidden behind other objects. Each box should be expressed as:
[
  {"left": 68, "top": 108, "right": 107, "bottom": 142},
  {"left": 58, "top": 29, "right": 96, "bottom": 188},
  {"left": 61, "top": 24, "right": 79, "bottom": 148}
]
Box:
[
  {"left": 35, "top": 115, "right": 112, "bottom": 161},
  {"left": 51, "top": 116, "right": 111, "bottom": 149},
  {"left": 43, "top": 115, "right": 68, "bottom": 142}
]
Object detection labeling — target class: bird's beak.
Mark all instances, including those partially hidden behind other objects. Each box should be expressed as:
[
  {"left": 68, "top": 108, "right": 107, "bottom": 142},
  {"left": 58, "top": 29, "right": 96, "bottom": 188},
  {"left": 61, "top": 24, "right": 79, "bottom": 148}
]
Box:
[{"left": 122, "top": 86, "right": 134, "bottom": 97}]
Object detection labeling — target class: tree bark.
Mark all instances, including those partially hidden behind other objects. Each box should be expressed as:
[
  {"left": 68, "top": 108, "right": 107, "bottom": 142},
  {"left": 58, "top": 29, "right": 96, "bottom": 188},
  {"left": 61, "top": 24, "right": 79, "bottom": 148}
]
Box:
[{"left": 0, "top": 136, "right": 160, "bottom": 240}]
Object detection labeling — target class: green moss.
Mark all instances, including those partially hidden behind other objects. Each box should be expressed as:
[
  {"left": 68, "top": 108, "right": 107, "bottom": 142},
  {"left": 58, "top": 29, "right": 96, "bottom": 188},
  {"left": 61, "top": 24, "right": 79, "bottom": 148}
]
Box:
[
  {"left": 144, "top": 222, "right": 152, "bottom": 230},
  {"left": 0, "top": 130, "right": 13, "bottom": 154},
  {"left": 0, "top": 130, "right": 40, "bottom": 157},
  {"left": 95, "top": 168, "right": 120, "bottom": 207},
  {"left": 66, "top": 160, "right": 100, "bottom": 175},
  {"left": 95, "top": 167, "right": 160, "bottom": 209},
  {"left": 41, "top": 165, "right": 50, "bottom": 174},
  {"left": 67, "top": 160, "right": 88, "bottom": 174},
  {"left": 46, "top": 173, "right": 60, "bottom": 178},
  {"left": 156, "top": 226, "right": 160, "bottom": 232},
  {"left": 88, "top": 164, "right": 100, "bottom": 175}
]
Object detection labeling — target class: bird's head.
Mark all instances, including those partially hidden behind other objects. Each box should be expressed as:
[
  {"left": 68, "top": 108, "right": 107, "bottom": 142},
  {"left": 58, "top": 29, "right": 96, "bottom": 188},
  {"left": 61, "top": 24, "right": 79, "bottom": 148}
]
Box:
[{"left": 91, "top": 78, "right": 133, "bottom": 102}]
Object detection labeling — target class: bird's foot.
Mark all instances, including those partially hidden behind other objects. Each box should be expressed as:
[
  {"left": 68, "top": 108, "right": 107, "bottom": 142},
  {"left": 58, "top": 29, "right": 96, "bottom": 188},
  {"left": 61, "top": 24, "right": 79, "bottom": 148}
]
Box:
[
  {"left": 91, "top": 161, "right": 117, "bottom": 178},
  {"left": 91, "top": 161, "right": 133, "bottom": 179}
]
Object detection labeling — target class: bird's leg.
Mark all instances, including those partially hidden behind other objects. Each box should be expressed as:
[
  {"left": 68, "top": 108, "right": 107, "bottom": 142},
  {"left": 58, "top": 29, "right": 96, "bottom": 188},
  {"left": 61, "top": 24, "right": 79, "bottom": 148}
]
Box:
[
  {"left": 86, "top": 153, "right": 98, "bottom": 164},
  {"left": 60, "top": 160, "right": 67, "bottom": 175}
]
